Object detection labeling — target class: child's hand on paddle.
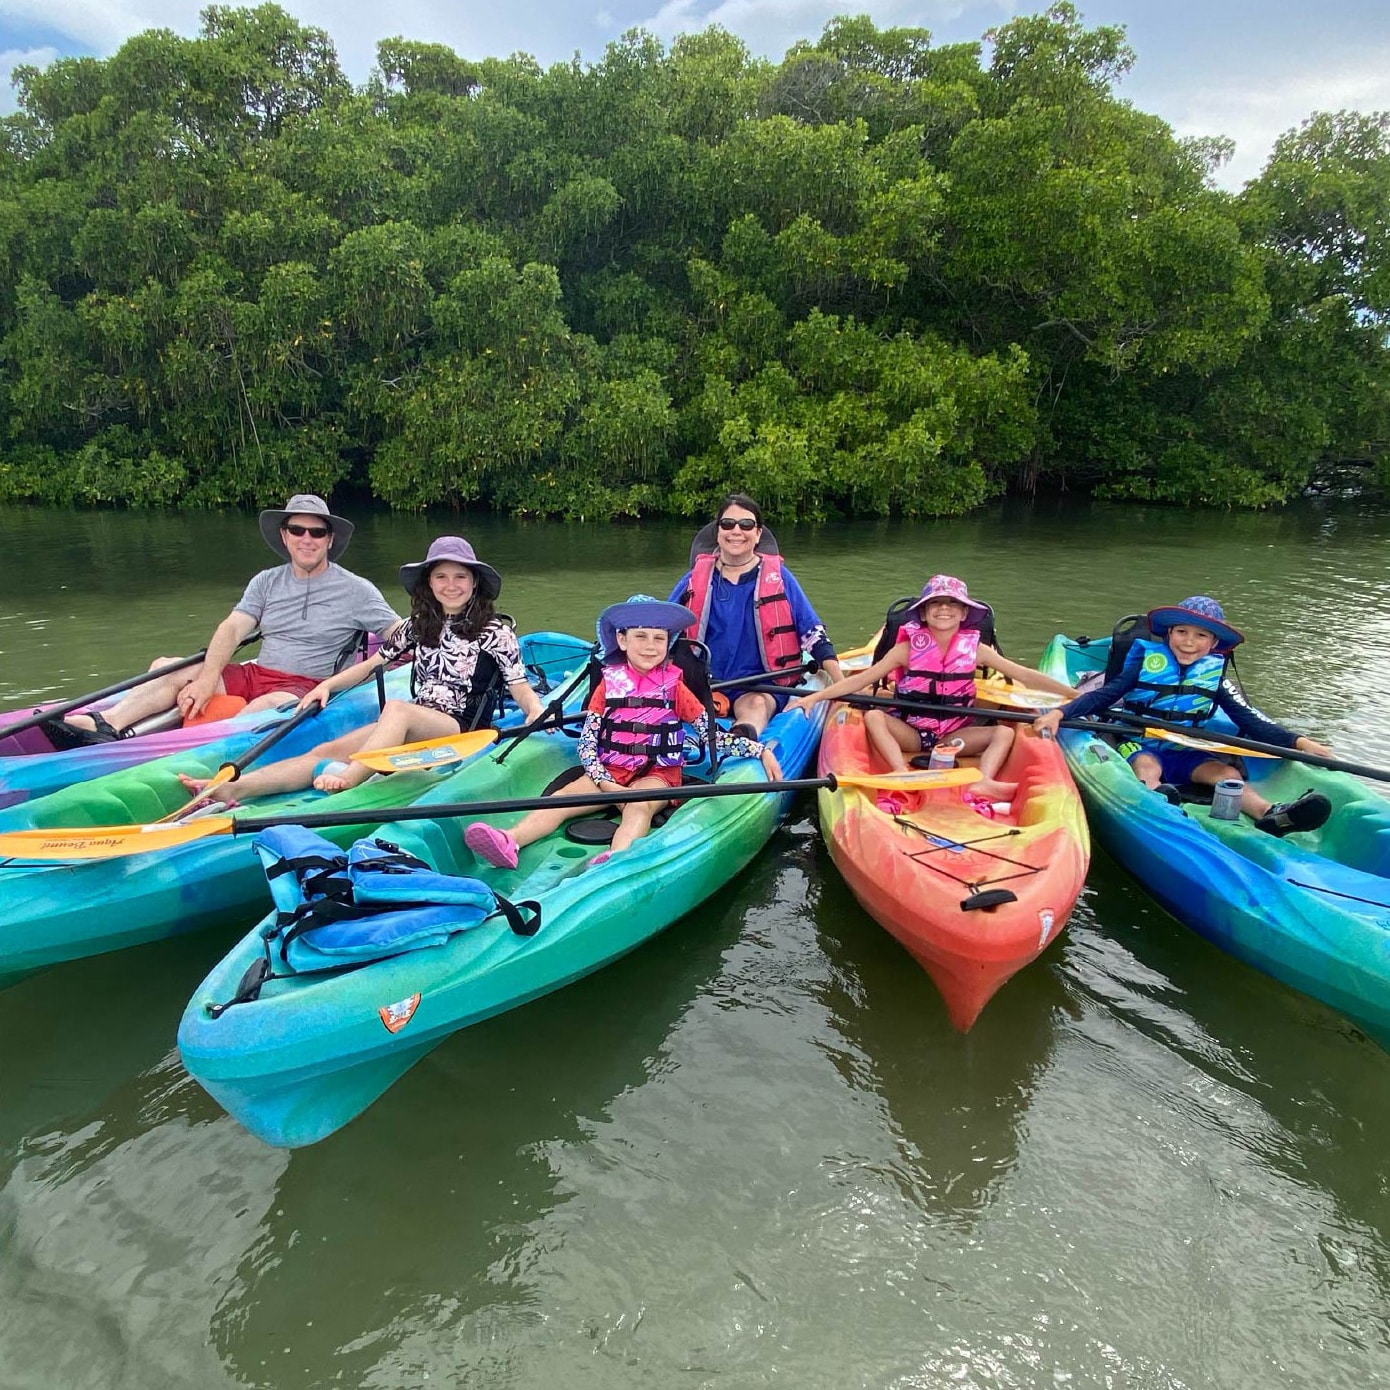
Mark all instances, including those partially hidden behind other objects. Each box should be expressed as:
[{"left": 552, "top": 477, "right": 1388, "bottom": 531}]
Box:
[
  {"left": 1032, "top": 709, "right": 1063, "bottom": 740},
  {"left": 786, "top": 693, "right": 817, "bottom": 717},
  {"left": 1295, "top": 735, "right": 1333, "bottom": 758}
]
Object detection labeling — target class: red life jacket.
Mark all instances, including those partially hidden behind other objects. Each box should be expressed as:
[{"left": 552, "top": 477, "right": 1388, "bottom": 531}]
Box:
[
  {"left": 894, "top": 623, "right": 979, "bottom": 739},
  {"left": 597, "top": 661, "right": 687, "bottom": 775},
  {"left": 683, "top": 553, "right": 803, "bottom": 685}
]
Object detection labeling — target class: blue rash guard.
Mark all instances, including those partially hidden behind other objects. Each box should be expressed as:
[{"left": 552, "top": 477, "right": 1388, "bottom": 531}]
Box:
[{"left": 668, "top": 561, "right": 835, "bottom": 685}]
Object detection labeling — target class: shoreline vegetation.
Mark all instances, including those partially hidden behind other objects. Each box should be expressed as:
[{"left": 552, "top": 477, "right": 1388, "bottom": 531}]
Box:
[{"left": 0, "top": 3, "right": 1386, "bottom": 520}]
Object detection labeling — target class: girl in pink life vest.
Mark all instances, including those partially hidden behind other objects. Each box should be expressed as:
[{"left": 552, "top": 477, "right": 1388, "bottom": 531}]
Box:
[
  {"left": 465, "top": 597, "right": 783, "bottom": 870},
  {"left": 788, "top": 575, "right": 1074, "bottom": 803}
]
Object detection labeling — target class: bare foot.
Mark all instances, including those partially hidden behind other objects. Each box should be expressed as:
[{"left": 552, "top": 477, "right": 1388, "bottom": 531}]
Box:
[
  {"left": 64, "top": 714, "right": 97, "bottom": 733},
  {"left": 311, "top": 760, "right": 370, "bottom": 794}
]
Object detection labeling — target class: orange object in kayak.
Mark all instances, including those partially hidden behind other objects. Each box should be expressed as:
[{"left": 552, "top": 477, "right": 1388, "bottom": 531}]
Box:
[
  {"left": 816, "top": 704, "right": 1089, "bottom": 1031},
  {"left": 183, "top": 694, "right": 247, "bottom": 727}
]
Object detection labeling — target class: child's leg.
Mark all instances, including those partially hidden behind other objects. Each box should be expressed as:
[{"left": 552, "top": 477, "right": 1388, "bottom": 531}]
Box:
[
  {"left": 609, "top": 774, "right": 669, "bottom": 852},
  {"left": 1187, "top": 759, "right": 1273, "bottom": 817},
  {"left": 508, "top": 774, "right": 608, "bottom": 850},
  {"left": 864, "top": 709, "right": 920, "bottom": 771},
  {"left": 1128, "top": 751, "right": 1164, "bottom": 789},
  {"left": 314, "top": 701, "right": 459, "bottom": 791},
  {"left": 177, "top": 729, "right": 368, "bottom": 804},
  {"left": 953, "top": 724, "right": 1018, "bottom": 800}
]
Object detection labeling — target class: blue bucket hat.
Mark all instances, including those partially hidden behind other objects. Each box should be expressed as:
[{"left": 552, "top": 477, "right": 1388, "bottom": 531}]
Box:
[
  {"left": 597, "top": 595, "right": 696, "bottom": 659},
  {"left": 1148, "top": 596, "right": 1244, "bottom": 653}
]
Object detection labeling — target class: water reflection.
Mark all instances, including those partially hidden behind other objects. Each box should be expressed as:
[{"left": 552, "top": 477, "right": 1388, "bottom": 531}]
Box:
[
  {"left": 1064, "top": 850, "right": 1390, "bottom": 1240},
  {"left": 811, "top": 842, "right": 1071, "bottom": 1230},
  {"left": 207, "top": 856, "right": 754, "bottom": 1388}
]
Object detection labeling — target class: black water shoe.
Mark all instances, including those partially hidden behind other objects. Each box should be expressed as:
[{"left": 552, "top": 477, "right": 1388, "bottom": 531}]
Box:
[
  {"left": 1155, "top": 783, "right": 1183, "bottom": 805},
  {"left": 1255, "top": 791, "right": 1331, "bottom": 838}
]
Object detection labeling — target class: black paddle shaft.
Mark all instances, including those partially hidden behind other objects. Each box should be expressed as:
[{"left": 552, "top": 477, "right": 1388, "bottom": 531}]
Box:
[
  {"left": 233, "top": 775, "right": 835, "bottom": 834},
  {"left": 3, "top": 632, "right": 261, "bottom": 739}
]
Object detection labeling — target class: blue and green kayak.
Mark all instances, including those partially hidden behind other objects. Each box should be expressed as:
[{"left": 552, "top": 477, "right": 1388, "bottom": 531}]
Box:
[
  {"left": 177, "top": 691, "right": 828, "bottom": 1148},
  {"left": 1041, "top": 634, "right": 1390, "bottom": 1050},
  {"left": 0, "top": 633, "right": 592, "bottom": 989}
]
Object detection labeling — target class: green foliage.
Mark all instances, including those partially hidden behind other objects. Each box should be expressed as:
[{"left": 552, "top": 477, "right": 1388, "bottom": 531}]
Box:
[{"left": 1, "top": 4, "right": 1386, "bottom": 516}]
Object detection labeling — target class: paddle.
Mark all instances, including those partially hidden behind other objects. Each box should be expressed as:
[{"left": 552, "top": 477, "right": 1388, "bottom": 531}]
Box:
[
  {"left": 710, "top": 660, "right": 815, "bottom": 693},
  {"left": 2, "top": 633, "right": 261, "bottom": 740},
  {"left": 0, "top": 767, "right": 981, "bottom": 862},
  {"left": 803, "top": 689, "right": 1278, "bottom": 760},
  {"left": 151, "top": 699, "right": 326, "bottom": 822},
  {"left": 792, "top": 686, "right": 1381, "bottom": 775},
  {"left": 349, "top": 713, "right": 589, "bottom": 773}
]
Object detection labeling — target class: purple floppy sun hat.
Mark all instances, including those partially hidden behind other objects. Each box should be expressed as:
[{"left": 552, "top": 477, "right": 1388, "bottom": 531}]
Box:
[
  {"left": 398, "top": 537, "right": 502, "bottom": 601},
  {"left": 1147, "top": 596, "right": 1244, "bottom": 653},
  {"left": 916, "top": 574, "right": 990, "bottom": 627},
  {"left": 597, "top": 594, "right": 697, "bottom": 660}
]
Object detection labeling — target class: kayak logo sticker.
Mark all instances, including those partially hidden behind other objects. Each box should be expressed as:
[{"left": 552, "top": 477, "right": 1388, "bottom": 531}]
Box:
[
  {"left": 379, "top": 994, "right": 421, "bottom": 1034},
  {"left": 1038, "top": 909, "right": 1056, "bottom": 947}
]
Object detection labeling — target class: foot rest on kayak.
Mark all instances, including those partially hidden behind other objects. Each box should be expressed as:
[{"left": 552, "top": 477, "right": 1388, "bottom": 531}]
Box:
[
  {"left": 205, "top": 827, "right": 542, "bottom": 1017},
  {"left": 960, "top": 888, "right": 1019, "bottom": 912}
]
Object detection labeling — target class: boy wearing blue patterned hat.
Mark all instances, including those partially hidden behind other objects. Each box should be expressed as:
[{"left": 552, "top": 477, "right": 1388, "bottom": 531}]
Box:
[{"left": 1034, "top": 596, "right": 1334, "bottom": 836}]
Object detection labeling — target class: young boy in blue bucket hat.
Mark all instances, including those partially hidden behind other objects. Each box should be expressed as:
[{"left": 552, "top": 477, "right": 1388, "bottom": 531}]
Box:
[{"left": 1034, "top": 596, "right": 1335, "bottom": 836}]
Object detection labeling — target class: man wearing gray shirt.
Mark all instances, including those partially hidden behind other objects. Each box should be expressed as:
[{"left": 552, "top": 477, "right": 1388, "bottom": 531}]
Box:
[{"left": 63, "top": 494, "right": 401, "bottom": 738}]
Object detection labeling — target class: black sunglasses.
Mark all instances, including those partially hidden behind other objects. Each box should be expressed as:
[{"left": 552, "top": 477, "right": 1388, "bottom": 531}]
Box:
[
  {"left": 718, "top": 517, "right": 758, "bottom": 532},
  {"left": 283, "top": 523, "right": 331, "bottom": 538}
]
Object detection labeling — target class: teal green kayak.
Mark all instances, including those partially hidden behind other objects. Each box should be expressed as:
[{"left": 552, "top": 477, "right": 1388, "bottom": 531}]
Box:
[
  {"left": 176, "top": 693, "right": 828, "bottom": 1147},
  {"left": 0, "top": 633, "right": 593, "bottom": 989},
  {"left": 1041, "top": 634, "right": 1390, "bottom": 1050}
]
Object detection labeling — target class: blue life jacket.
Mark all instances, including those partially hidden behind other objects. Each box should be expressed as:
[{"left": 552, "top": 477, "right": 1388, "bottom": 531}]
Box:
[
  {"left": 1122, "top": 639, "right": 1226, "bottom": 732},
  {"left": 208, "top": 826, "right": 540, "bottom": 1015}
]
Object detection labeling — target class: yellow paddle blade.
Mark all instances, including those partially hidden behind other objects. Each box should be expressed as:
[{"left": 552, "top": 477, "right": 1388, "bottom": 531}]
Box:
[
  {"left": 1144, "top": 727, "right": 1278, "bottom": 758},
  {"left": 151, "top": 764, "right": 236, "bottom": 824},
  {"left": 833, "top": 767, "right": 982, "bottom": 792},
  {"left": 975, "top": 678, "right": 1069, "bottom": 710},
  {"left": 350, "top": 727, "right": 499, "bottom": 773},
  {"left": 0, "top": 815, "right": 234, "bottom": 861}
]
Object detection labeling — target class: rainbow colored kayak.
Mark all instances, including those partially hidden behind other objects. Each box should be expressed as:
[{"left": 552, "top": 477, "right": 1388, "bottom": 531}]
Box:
[
  {"left": 177, "top": 691, "right": 828, "bottom": 1147},
  {"left": 1041, "top": 634, "right": 1390, "bottom": 1050},
  {"left": 0, "top": 633, "right": 593, "bottom": 989},
  {"left": 0, "top": 693, "right": 333, "bottom": 810},
  {"left": 816, "top": 703, "right": 1089, "bottom": 1030}
]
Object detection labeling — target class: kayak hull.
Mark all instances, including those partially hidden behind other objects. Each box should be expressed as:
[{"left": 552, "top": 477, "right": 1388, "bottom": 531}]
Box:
[
  {"left": 816, "top": 703, "right": 1089, "bottom": 1030},
  {"left": 1041, "top": 634, "right": 1390, "bottom": 1049},
  {"left": 0, "top": 633, "right": 593, "bottom": 989},
  {"left": 177, "top": 692, "right": 828, "bottom": 1147}
]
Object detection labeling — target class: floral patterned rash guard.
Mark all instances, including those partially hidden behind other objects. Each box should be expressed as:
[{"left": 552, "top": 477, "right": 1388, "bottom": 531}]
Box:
[{"left": 377, "top": 617, "right": 528, "bottom": 726}]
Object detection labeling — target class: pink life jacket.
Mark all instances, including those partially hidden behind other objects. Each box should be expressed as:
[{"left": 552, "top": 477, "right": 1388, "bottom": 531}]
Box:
[
  {"left": 683, "top": 553, "right": 803, "bottom": 684},
  {"left": 894, "top": 622, "right": 979, "bottom": 740},
  {"left": 597, "top": 661, "right": 687, "bottom": 775}
]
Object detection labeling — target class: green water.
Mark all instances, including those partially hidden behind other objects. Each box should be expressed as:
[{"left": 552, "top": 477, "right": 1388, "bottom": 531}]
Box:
[{"left": 2, "top": 499, "right": 1390, "bottom": 1389}]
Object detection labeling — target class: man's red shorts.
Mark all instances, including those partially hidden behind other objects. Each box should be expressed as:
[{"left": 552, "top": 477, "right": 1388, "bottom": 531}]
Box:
[{"left": 219, "top": 662, "right": 320, "bottom": 702}]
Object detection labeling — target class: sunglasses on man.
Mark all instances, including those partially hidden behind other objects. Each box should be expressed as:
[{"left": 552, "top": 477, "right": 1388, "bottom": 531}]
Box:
[
  {"left": 718, "top": 517, "right": 758, "bottom": 532},
  {"left": 282, "top": 523, "right": 331, "bottom": 538}
]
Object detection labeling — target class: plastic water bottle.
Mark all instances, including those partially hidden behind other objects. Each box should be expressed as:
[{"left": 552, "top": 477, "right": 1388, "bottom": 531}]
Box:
[
  {"left": 1210, "top": 778, "right": 1244, "bottom": 821},
  {"left": 928, "top": 738, "right": 964, "bottom": 772}
]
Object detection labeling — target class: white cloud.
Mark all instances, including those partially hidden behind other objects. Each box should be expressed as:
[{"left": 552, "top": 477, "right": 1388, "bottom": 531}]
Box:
[
  {"left": 1147, "top": 46, "right": 1390, "bottom": 190},
  {"left": 1, "top": 46, "right": 60, "bottom": 114}
]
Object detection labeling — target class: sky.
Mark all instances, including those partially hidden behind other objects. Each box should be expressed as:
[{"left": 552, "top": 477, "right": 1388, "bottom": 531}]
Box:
[{"left": 2, "top": 1, "right": 1388, "bottom": 188}]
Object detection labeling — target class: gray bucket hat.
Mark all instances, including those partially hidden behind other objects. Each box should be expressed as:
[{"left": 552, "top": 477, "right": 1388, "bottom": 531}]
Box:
[
  {"left": 398, "top": 536, "right": 502, "bottom": 601},
  {"left": 258, "top": 494, "right": 355, "bottom": 561}
]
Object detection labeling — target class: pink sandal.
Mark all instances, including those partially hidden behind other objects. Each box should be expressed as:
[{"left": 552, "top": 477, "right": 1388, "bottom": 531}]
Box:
[
  {"left": 464, "top": 822, "right": 519, "bottom": 869},
  {"left": 962, "top": 790, "right": 999, "bottom": 820}
]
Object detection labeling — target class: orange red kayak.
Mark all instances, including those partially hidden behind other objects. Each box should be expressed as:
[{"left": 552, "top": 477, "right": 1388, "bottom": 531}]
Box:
[{"left": 816, "top": 704, "right": 1090, "bottom": 1030}]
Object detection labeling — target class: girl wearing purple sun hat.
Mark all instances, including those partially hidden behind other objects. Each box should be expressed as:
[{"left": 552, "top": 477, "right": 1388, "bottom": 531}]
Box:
[
  {"left": 788, "top": 574, "right": 1075, "bottom": 805},
  {"left": 1033, "top": 596, "right": 1336, "bottom": 836}
]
